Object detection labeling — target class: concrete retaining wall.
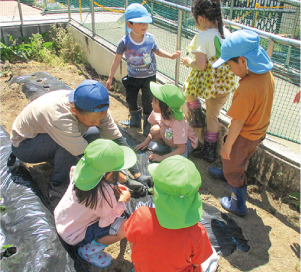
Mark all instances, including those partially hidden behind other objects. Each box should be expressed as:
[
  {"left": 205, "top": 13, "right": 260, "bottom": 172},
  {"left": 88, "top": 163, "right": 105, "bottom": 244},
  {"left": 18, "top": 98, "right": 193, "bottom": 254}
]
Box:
[{"left": 0, "top": 23, "right": 61, "bottom": 45}]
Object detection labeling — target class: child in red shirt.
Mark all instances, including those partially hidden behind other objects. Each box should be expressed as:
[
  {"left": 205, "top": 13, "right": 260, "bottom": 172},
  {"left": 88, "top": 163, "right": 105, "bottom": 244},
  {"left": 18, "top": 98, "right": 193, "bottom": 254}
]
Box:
[{"left": 125, "top": 155, "right": 218, "bottom": 272}]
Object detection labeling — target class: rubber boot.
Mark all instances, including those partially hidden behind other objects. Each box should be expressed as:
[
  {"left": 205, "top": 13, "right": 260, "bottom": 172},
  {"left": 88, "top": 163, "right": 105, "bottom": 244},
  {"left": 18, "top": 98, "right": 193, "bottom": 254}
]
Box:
[
  {"left": 192, "top": 131, "right": 218, "bottom": 163},
  {"left": 220, "top": 185, "right": 247, "bottom": 216},
  {"left": 121, "top": 107, "right": 142, "bottom": 128},
  {"left": 187, "top": 100, "right": 205, "bottom": 128},
  {"left": 78, "top": 239, "right": 113, "bottom": 268},
  {"left": 208, "top": 166, "right": 227, "bottom": 181},
  {"left": 142, "top": 114, "right": 151, "bottom": 136}
]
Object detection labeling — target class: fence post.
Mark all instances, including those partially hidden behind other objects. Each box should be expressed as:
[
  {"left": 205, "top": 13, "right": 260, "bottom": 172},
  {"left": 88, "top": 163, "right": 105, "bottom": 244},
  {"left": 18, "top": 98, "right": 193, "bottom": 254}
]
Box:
[
  {"left": 17, "top": 0, "right": 23, "bottom": 25},
  {"left": 267, "top": 39, "right": 274, "bottom": 59},
  {"left": 229, "top": 0, "right": 234, "bottom": 20},
  {"left": 286, "top": 6, "right": 299, "bottom": 66},
  {"left": 91, "top": 0, "right": 95, "bottom": 37},
  {"left": 175, "top": 9, "right": 183, "bottom": 86},
  {"left": 67, "top": 0, "right": 71, "bottom": 21},
  {"left": 125, "top": 0, "right": 129, "bottom": 35}
]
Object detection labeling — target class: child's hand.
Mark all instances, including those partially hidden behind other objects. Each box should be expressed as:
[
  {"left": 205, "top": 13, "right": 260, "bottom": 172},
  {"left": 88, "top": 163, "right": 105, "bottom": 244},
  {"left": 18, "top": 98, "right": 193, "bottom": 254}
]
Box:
[
  {"left": 149, "top": 153, "right": 163, "bottom": 162},
  {"left": 118, "top": 189, "right": 131, "bottom": 203},
  {"left": 134, "top": 141, "right": 149, "bottom": 151},
  {"left": 220, "top": 143, "right": 232, "bottom": 160},
  {"left": 181, "top": 56, "right": 192, "bottom": 67},
  {"left": 171, "top": 50, "right": 181, "bottom": 59},
  {"left": 105, "top": 78, "right": 112, "bottom": 91},
  {"left": 293, "top": 90, "right": 301, "bottom": 103}
]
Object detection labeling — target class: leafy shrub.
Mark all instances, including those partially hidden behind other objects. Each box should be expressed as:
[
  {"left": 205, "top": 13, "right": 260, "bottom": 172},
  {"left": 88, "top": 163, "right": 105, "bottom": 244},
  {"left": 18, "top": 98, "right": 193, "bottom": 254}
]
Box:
[{"left": 1, "top": 25, "right": 85, "bottom": 67}]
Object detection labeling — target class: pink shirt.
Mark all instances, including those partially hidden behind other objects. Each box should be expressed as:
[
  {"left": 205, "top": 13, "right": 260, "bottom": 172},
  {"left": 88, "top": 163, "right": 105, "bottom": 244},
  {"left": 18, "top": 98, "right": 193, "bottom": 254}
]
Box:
[
  {"left": 148, "top": 111, "right": 199, "bottom": 149},
  {"left": 54, "top": 167, "right": 125, "bottom": 245}
]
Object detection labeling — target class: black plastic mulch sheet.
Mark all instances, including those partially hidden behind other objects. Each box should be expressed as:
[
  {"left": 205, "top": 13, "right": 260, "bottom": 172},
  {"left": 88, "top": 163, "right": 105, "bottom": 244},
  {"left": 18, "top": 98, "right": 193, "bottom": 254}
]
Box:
[
  {"left": 0, "top": 125, "right": 77, "bottom": 272},
  {"left": 0, "top": 72, "right": 250, "bottom": 271}
]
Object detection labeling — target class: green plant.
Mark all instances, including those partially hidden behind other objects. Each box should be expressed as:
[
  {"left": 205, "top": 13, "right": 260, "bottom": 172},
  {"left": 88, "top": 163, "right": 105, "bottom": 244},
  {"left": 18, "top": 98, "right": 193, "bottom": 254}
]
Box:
[
  {"left": 1, "top": 25, "right": 85, "bottom": 67},
  {"left": 289, "top": 192, "right": 300, "bottom": 211}
]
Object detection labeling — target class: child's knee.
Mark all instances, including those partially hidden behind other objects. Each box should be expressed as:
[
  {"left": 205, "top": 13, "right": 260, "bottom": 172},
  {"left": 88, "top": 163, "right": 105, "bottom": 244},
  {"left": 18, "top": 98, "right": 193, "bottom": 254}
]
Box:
[{"left": 150, "top": 124, "right": 160, "bottom": 136}]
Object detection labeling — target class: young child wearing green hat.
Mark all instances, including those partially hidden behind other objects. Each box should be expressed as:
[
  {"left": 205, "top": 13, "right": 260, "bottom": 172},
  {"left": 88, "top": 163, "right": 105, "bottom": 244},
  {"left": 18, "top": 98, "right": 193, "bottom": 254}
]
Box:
[
  {"left": 125, "top": 155, "right": 218, "bottom": 272},
  {"left": 134, "top": 82, "right": 199, "bottom": 162},
  {"left": 54, "top": 139, "right": 139, "bottom": 268}
]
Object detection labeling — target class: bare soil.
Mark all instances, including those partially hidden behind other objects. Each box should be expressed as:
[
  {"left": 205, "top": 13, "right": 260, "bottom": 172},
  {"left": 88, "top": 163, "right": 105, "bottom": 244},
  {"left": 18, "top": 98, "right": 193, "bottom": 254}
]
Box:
[{"left": 0, "top": 61, "right": 300, "bottom": 272}]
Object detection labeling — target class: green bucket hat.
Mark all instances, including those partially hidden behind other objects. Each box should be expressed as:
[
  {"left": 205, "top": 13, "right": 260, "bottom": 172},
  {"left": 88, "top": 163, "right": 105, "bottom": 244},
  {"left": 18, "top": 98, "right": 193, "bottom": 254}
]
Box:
[
  {"left": 150, "top": 82, "right": 185, "bottom": 121},
  {"left": 148, "top": 155, "right": 203, "bottom": 229},
  {"left": 73, "top": 139, "right": 137, "bottom": 191}
]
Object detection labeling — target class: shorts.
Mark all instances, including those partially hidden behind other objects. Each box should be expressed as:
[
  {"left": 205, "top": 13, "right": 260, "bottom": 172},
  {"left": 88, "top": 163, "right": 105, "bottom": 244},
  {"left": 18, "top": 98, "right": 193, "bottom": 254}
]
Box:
[{"left": 75, "top": 216, "right": 125, "bottom": 247}]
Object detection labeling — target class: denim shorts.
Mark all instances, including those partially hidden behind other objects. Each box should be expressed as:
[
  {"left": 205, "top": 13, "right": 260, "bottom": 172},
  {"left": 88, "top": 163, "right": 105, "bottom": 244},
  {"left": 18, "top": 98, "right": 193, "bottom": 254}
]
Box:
[
  {"left": 75, "top": 214, "right": 126, "bottom": 247},
  {"left": 75, "top": 221, "right": 111, "bottom": 247},
  {"left": 172, "top": 139, "right": 193, "bottom": 158}
]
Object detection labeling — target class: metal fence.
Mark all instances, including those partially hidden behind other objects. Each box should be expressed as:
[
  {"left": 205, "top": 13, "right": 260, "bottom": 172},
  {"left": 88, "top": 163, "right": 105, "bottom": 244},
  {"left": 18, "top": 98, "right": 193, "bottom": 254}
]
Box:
[{"left": 0, "top": 0, "right": 300, "bottom": 144}]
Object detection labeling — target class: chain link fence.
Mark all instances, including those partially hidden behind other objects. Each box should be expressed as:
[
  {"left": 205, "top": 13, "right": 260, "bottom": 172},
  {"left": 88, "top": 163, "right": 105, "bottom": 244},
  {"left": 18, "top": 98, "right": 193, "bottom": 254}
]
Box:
[{"left": 0, "top": 0, "right": 300, "bottom": 143}]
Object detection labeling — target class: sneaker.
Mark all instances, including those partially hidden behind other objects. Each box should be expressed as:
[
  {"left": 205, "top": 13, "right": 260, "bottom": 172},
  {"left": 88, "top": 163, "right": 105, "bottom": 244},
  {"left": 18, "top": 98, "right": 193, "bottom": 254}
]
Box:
[{"left": 78, "top": 240, "right": 113, "bottom": 268}]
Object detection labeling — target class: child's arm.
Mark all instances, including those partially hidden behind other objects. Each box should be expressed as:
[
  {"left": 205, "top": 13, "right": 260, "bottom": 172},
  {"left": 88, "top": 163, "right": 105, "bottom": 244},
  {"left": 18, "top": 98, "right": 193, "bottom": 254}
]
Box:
[
  {"left": 294, "top": 90, "right": 301, "bottom": 103},
  {"left": 106, "top": 53, "right": 123, "bottom": 90},
  {"left": 181, "top": 52, "right": 207, "bottom": 70},
  {"left": 154, "top": 49, "right": 181, "bottom": 59},
  {"left": 149, "top": 143, "right": 186, "bottom": 162},
  {"left": 221, "top": 119, "right": 245, "bottom": 160},
  {"left": 134, "top": 133, "right": 153, "bottom": 151}
]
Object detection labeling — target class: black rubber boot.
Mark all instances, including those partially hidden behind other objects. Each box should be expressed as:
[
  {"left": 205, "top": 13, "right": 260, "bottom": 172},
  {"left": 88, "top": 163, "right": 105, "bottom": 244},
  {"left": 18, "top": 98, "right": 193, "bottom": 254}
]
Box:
[
  {"left": 143, "top": 114, "right": 151, "bottom": 136},
  {"left": 189, "top": 107, "right": 206, "bottom": 128},
  {"left": 192, "top": 141, "right": 217, "bottom": 163},
  {"left": 121, "top": 107, "right": 142, "bottom": 128}
]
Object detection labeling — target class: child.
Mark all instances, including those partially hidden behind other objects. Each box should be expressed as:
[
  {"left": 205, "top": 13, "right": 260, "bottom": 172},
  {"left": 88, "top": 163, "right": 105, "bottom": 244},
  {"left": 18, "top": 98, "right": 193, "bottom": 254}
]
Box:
[
  {"left": 209, "top": 30, "right": 274, "bottom": 216},
  {"left": 54, "top": 139, "right": 138, "bottom": 268},
  {"left": 180, "top": 0, "right": 238, "bottom": 163},
  {"left": 134, "top": 82, "right": 199, "bottom": 162},
  {"left": 106, "top": 3, "right": 181, "bottom": 136},
  {"left": 125, "top": 155, "right": 218, "bottom": 272}
]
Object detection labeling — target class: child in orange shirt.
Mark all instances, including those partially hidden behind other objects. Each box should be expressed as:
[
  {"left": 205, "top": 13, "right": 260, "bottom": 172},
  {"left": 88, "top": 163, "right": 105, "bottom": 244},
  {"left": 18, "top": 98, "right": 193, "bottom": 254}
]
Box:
[{"left": 209, "top": 30, "right": 274, "bottom": 216}]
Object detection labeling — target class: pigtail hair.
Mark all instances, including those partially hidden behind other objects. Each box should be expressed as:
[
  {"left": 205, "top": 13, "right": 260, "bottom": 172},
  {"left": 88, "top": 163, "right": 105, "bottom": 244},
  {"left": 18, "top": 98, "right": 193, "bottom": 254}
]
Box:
[
  {"left": 214, "top": 0, "right": 225, "bottom": 39},
  {"left": 191, "top": 0, "right": 224, "bottom": 38}
]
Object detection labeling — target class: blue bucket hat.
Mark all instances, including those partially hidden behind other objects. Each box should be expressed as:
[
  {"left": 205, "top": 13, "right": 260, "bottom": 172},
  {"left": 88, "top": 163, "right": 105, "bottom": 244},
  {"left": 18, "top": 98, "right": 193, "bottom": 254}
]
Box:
[
  {"left": 212, "top": 30, "right": 273, "bottom": 74},
  {"left": 124, "top": 3, "right": 152, "bottom": 23},
  {"left": 69, "top": 79, "right": 109, "bottom": 112}
]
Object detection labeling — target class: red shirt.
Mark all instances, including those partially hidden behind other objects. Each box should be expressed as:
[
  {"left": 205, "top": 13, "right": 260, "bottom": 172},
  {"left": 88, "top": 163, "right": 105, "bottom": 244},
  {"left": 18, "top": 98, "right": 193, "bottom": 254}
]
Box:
[{"left": 124, "top": 206, "right": 213, "bottom": 272}]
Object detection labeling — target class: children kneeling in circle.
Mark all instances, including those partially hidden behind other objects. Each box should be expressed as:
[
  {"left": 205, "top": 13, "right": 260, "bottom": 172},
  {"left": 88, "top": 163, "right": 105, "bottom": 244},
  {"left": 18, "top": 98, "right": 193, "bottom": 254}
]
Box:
[
  {"left": 125, "top": 155, "right": 217, "bottom": 272},
  {"left": 135, "top": 82, "right": 199, "bottom": 162},
  {"left": 54, "top": 139, "right": 137, "bottom": 268}
]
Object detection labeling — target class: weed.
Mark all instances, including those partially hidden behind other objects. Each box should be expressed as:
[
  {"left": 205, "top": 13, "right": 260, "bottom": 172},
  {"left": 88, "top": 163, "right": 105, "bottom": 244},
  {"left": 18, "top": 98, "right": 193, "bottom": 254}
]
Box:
[{"left": 0, "top": 25, "right": 86, "bottom": 67}]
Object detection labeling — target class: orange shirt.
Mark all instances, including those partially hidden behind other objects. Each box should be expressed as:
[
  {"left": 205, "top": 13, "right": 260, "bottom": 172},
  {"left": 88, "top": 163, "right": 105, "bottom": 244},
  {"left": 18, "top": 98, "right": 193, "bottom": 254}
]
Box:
[
  {"left": 124, "top": 206, "right": 213, "bottom": 272},
  {"left": 227, "top": 72, "right": 274, "bottom": 140}
]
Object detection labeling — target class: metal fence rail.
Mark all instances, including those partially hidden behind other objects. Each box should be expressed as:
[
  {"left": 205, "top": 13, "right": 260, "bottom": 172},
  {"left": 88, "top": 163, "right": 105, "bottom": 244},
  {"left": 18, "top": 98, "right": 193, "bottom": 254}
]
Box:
[{"left": 0, "top": 0, "right": 300, "bottom": 144}]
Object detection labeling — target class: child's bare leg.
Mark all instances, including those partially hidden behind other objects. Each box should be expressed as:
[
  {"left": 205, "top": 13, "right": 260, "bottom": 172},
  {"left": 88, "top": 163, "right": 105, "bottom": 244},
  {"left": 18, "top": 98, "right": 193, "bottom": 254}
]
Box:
[
  {"left": 95, "top": 218, "right": 127, "bottom": 246},
  {"left": 150, "top": 125, "right": 165, "bottom": 146}
]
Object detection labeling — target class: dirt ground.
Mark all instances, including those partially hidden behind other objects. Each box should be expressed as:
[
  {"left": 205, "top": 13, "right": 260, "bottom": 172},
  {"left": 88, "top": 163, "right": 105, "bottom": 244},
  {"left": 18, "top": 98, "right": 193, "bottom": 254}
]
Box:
[{"left": 0, "top": 61, "right": 300, "bottom": 272}]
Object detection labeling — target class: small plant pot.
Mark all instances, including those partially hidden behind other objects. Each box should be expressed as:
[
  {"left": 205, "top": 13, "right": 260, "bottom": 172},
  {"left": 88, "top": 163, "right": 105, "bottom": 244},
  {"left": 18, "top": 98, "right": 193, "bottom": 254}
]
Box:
[{"left": 0, "top": 246, "right": 17, "bottom": 260}]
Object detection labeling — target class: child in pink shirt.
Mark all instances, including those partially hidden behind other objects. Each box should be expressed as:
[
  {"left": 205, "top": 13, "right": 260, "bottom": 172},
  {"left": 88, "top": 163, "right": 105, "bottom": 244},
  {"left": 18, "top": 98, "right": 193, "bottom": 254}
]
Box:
[
  {"left": 54, "top": 139, "right": 137, "bottom": 268},
  {"left": 135, "top": 82, "right": 199, "bottom": 162}
]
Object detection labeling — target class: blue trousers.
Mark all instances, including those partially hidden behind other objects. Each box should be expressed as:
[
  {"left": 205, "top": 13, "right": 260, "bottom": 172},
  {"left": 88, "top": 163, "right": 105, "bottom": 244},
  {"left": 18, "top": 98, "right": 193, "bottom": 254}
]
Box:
[{"left": 12, "top": 127, "right": 139, "bottom": 186}]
